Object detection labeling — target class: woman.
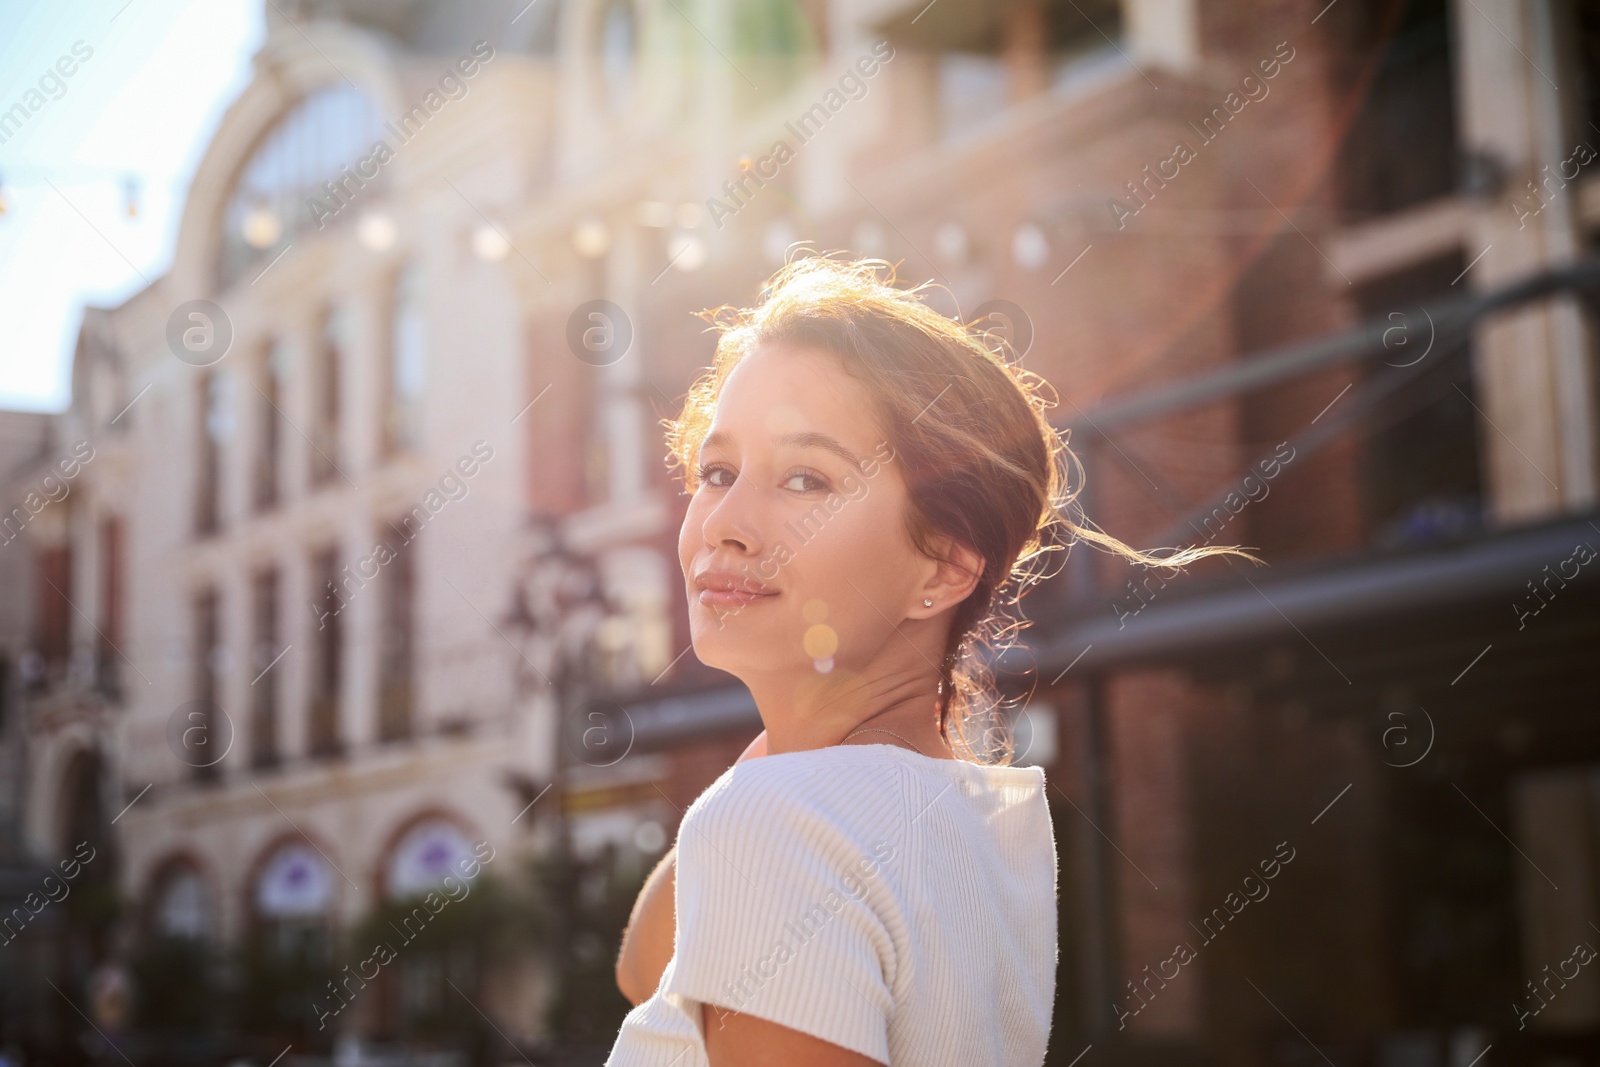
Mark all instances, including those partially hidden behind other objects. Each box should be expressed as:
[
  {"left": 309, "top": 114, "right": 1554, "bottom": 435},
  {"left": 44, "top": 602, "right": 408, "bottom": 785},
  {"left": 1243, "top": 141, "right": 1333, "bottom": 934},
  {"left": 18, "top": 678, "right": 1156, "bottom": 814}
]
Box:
[{"left": 605, "top": 257, "right": 1243, "bottom": 1066}]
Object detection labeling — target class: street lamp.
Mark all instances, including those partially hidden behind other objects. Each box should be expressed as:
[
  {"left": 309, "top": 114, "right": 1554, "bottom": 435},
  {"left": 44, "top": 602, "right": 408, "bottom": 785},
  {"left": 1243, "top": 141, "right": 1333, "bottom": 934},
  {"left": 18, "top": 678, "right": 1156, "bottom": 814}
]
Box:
[{"left": 501, "top": 512, "right": 615, "bottom": 1002}]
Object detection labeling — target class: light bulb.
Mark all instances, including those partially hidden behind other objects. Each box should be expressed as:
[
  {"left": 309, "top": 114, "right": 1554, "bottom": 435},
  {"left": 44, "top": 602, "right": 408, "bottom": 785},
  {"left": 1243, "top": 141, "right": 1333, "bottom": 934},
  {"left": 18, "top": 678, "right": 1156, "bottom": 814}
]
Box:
[
  {"left": 1013, "top": 223, "right": 1049, "bottom": 270},
  {"left": 357, "top": 211, "right": 397, "bottom": 252},
  {"left": 242, "top": 205, "right": 282, "bottom": 248},
  {"left": 573, "top": 217, "right": 611, "bottom": 258},
  {"left": 667, "top": 232, "right": 706, "bottom": 272},
  {"left": 471, "top": 224, "right": 511, "bottom": 261},
  {"left": 935, "top": 222, "right": 968, "bottom": 265}
]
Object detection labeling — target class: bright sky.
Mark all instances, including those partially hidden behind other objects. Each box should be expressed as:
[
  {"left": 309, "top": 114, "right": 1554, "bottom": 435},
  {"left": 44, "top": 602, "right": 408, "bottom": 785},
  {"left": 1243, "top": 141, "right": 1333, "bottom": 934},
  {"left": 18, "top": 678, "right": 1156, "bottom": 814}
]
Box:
[{"left": 0, "top": 0, "right": 263, "bottom": 412}]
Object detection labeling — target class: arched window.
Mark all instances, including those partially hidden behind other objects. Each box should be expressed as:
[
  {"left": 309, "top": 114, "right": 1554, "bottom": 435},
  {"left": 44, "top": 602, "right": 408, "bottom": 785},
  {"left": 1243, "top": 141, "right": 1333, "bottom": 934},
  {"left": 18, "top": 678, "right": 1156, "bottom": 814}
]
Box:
[
  {"left": 385, "top": 264, "right": 426, "bottom": 456},
  {"left": 136, "top": 860, "right": 215, "bottom": 1030},
  {"left": 385, "top": 819, "right": 479, "bottom": 900},
  {"left": 220, "top": 85, "right": 385, "bottom": 287},
  {"left": 598, "top": 0, "right": 637, "bottom": 116},
  {"left": 257, "top": 842, "right": 333, "bottom": 918},
  {"left": 255, "top": 841, "right": 335, "bottom": 960},
  {"left": 152, "top": 865, "right": 212, "bottom": 940}
]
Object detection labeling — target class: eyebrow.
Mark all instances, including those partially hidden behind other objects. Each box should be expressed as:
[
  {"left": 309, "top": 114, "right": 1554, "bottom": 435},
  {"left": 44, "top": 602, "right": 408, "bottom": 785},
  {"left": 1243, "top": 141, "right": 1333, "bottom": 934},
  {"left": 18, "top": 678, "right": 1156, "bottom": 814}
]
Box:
[{"left": 699, "top": 430, "right": 863, "bottom": 469}]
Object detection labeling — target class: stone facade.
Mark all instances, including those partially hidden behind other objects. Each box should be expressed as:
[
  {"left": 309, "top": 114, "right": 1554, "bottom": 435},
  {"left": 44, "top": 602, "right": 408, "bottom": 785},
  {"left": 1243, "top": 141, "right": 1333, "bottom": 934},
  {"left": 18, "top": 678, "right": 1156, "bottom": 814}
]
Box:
[{"left": 4, "top": 0, "right": 1599, "bottom": 1061}]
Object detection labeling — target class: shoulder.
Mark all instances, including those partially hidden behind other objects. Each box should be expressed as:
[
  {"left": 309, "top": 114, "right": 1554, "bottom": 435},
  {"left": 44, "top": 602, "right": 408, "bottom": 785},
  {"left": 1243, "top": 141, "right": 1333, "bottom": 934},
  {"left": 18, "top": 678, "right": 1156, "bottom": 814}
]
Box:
[
  {"left": 675, "top": 747, "right": 1051, "bottom": 877},
  {"left": 681, "top": 749, "right": 910, "bottom": 841},
  {"left": 674, "top": 750, "right": 917, "bottom": 891}
]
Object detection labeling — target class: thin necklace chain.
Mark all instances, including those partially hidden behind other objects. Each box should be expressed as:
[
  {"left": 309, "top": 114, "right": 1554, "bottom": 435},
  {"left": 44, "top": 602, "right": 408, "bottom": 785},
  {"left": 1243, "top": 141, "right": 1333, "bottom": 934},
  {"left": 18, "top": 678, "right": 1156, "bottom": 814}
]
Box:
[{"left": 843, "top": 726, "right": 925, "bottom": 755}]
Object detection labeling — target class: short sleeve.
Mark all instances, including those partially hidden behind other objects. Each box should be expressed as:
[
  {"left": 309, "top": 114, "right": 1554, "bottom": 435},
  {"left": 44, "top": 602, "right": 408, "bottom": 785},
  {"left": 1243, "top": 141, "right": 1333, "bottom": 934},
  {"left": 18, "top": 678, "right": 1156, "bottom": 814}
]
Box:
[{"left": 662, "top": 769, "right": 898, "bottom": 1064}]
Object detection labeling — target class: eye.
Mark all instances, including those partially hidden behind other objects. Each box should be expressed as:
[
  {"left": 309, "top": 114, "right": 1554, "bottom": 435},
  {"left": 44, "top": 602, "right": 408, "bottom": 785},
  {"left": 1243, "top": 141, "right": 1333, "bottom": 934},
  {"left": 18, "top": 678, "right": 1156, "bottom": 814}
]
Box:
[
  {"left": 783, "top": 468, "right": 830, "bottom": 494},
  {"left": 696, "top": 462, "right": 734, "bottom": 489},
  {"left": 697, "top": 463, "right": 829, "bottom": 493}
]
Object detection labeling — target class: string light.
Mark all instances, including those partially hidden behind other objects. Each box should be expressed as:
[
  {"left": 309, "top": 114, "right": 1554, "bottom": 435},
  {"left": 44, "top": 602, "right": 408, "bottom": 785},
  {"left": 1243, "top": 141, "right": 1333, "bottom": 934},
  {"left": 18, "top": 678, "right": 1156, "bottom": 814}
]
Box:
[
  {"left": 573, "top": 217, "right": 610, "bottom": 258},
  {"left": 358, "top": 210, "right": 397, "bottom": 252},
  {"left": 242, "top": 203, "right": 282, "bottom": 248},
  {"left": 471, "top": 223, "right": 511, "bottom": 261},
  {"left": 667, "top": 232, "right": 706, "bottom": 272}
]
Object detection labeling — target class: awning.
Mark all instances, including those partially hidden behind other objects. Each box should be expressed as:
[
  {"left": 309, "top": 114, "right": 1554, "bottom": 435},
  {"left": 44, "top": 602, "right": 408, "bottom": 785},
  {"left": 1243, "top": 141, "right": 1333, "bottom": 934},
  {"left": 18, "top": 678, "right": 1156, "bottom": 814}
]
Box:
[{"left": 1020, "top": 511, "right": 1600, "bottom": 674}]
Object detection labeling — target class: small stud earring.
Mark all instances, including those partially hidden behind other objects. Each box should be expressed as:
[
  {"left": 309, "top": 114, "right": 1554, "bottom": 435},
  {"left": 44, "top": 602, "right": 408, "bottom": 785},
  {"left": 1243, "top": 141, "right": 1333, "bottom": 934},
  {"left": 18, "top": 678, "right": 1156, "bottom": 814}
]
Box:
[{"left": 923, "top": 598, "right": 933, "bottom": 608}]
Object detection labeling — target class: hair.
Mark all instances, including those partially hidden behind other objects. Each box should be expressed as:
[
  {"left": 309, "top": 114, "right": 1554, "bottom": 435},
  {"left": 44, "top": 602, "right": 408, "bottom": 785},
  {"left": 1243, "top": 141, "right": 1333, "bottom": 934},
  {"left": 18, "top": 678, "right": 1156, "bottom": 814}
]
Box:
[{"left": 664, "top": 254, "right": 1257, "bottom": 766}]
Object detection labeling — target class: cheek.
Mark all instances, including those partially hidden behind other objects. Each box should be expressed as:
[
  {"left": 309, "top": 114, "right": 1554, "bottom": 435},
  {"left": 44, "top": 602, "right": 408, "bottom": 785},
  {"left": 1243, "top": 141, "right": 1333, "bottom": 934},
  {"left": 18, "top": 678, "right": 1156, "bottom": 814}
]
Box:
[
  {"left": 678, "top": 496, "right": 709, "bottom": 567},
  {"left": 788, "top": 495, "right": 906, "bottom": 605},
  {"left": 677, "top": 511, "right": 695, "bottom": 571}
]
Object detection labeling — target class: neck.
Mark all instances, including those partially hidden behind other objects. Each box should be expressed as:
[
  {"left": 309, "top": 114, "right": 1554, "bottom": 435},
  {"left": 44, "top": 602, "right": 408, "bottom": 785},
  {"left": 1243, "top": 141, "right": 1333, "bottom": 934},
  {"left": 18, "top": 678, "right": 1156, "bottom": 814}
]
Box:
[{"left": 748, "top": 663, "right": 954, "bottom": 758}]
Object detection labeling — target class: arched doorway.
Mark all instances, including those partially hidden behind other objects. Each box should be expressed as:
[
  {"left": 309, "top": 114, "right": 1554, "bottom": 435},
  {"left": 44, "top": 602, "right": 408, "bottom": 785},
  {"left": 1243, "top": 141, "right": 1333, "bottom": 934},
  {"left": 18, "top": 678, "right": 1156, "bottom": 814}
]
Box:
[
  {"left": 240, "top": 839, "right": 337, "bottom": 1049},
  {"left": 130, "top": 858, "right": 217, "bottom": 1039}
]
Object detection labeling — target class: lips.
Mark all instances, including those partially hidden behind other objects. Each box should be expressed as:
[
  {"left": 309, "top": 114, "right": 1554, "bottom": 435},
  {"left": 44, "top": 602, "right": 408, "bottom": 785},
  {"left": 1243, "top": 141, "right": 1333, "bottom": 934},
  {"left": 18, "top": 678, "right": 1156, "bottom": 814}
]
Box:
[
  {"left": 697, "top": 588, "right": 778, "bottom": 607},
  {"left": 694, "top": 568, "right": 777, "bottom": 608}
]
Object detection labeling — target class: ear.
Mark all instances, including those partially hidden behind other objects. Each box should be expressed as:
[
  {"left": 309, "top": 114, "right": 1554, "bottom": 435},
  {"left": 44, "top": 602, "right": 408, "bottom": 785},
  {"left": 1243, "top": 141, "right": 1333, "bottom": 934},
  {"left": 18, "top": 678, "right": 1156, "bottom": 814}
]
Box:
[{"left": 918, "top": 536, "right": 984, "bottom": 615}]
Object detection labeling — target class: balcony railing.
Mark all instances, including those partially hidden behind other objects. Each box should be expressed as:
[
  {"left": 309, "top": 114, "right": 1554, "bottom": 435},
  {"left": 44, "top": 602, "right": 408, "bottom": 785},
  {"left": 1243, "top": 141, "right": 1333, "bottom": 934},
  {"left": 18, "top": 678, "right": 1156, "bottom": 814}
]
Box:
[{"left": 1043, "top": 255, "right": 1600, "bottom": 624}]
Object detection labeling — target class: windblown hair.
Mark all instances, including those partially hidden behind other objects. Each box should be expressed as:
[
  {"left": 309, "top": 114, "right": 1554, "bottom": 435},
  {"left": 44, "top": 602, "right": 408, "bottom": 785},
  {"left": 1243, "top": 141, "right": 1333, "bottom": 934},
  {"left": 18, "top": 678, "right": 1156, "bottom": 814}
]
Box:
[{"left": 664, "top": 254, "right": 1255, "bottom": 765}]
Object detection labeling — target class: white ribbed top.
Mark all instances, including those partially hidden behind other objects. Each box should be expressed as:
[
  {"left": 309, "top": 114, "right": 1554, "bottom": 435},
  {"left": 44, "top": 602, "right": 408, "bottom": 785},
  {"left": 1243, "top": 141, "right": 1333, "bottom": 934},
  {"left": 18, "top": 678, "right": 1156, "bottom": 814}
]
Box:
[{"left": 605, "top": 742, "right": 1058, "bottom": 1066}]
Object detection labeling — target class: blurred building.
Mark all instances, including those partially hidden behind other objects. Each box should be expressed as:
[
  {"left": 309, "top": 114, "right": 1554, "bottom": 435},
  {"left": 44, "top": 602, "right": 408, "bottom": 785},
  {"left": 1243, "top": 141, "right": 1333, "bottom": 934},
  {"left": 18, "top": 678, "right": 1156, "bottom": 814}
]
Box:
[{"left": 3, "top": 0, "right": 1600, "bottom": 1064}]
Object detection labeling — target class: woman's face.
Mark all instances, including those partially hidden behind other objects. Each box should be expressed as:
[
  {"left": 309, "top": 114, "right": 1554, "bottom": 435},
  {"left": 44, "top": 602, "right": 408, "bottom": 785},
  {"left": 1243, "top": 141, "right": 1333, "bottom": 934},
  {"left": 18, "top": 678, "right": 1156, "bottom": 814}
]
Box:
[{"left": 677, "top": 341, "right": 935, "bottom": 681}]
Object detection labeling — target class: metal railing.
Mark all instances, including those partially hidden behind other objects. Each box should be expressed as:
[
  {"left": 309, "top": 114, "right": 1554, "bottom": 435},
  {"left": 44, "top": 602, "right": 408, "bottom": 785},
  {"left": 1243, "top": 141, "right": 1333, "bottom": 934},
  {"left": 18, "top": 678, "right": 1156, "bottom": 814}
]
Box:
[{"left": 1063, "top": 256, "right": 1600, "bottom": 434}]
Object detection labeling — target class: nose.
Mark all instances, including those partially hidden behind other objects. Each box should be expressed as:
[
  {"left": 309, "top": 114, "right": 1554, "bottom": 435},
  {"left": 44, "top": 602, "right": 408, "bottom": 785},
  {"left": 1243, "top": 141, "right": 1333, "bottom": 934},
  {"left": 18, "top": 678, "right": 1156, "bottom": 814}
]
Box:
[{"left": 697, "top": 470, "right": 766, "bottom": 557}]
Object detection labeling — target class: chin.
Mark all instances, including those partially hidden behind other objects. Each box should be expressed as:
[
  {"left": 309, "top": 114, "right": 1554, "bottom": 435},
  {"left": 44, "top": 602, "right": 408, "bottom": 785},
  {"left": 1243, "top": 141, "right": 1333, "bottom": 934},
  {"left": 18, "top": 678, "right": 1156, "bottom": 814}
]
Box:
[
  {"left": 688, "top": 641, "right": 749, "bottom": 679},
  {"left": 689, "top": 619, "right": 779, "bottom": 673}
]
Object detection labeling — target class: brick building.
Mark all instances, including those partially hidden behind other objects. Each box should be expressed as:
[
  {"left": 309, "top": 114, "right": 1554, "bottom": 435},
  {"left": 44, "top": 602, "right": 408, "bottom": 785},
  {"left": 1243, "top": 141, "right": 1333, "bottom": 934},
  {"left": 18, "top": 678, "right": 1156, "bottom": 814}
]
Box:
[{"left": 2, "top": 0, "right": 1598, "bottom": 1064}]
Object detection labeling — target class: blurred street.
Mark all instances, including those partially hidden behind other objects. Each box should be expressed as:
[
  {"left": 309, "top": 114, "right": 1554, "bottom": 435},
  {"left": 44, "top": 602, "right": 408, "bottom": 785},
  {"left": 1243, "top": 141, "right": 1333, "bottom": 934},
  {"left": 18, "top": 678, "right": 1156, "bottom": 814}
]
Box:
[{"left": 3, "top": 1, "right": 1600, "bottom": 1065}]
